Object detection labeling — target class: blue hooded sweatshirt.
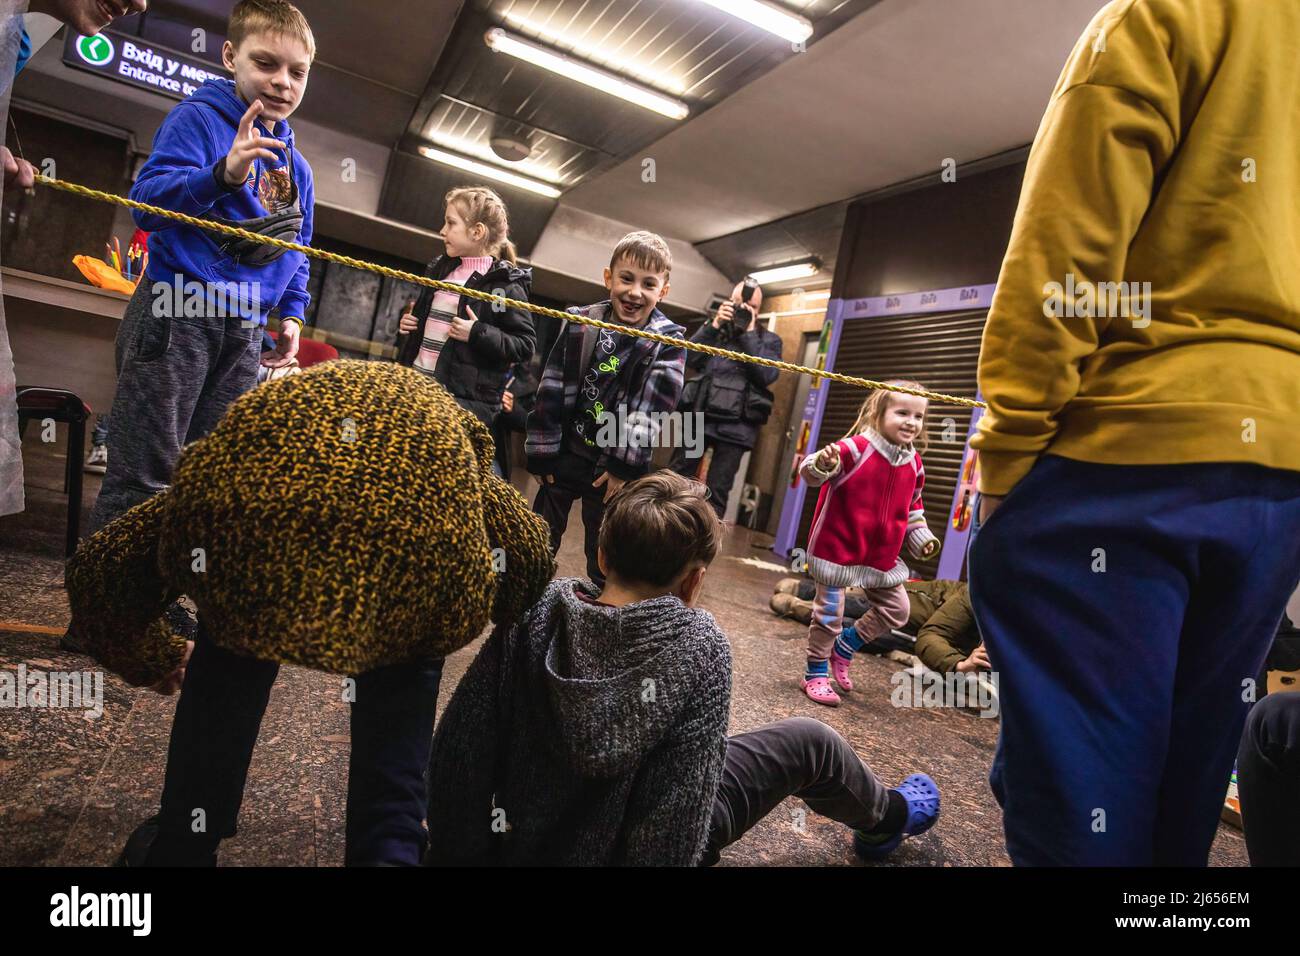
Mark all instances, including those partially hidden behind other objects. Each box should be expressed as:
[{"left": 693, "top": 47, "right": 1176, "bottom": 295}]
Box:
[{"left": 130, "top": 78, "right": 314, "bottom": 325}]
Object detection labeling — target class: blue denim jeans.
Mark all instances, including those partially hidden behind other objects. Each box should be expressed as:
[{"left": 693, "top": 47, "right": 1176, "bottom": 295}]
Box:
[{"left": 968, "top": 454, "right": 1300, "bottom": 865}]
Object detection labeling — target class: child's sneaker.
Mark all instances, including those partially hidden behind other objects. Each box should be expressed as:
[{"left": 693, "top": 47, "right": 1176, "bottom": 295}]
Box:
[
  {"left": 852, "top": 773, "right": 941, "bottom": 861},
  {"left": 830, "top": 651, "right": 854, "bottom": 693},
  {"left": 801, "top": 675, "right": 841, "bottom": 707},
  {"left": 84, "top": 444, "right": 108, "bottom": 474}
]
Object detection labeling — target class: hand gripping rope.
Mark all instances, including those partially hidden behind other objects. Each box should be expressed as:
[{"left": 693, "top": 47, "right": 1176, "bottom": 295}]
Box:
[{"left": 33, "top": 176, "right": 985, "bottom": 410}]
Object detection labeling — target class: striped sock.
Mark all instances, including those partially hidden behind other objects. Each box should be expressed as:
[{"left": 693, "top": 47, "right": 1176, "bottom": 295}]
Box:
[
  {"left": 805, "top": 658, "right": 830, "bottom": 681},
  {"left": 835, "top": 624, "right": 866, "bottom": 661}
]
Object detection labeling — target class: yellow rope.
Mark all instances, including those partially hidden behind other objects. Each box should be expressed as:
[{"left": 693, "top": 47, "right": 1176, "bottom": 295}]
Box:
[{"left": 36, "top": 176, "right": 985, "bottom": 409}]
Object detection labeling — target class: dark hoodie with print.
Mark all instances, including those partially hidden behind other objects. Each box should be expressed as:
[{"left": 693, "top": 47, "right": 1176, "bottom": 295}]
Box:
[
  {"left": 426, "top": 577, "right": 732, "bottom": 866},
  {"left": 130, "top": 78, "right": 315, "bottom": 325}
]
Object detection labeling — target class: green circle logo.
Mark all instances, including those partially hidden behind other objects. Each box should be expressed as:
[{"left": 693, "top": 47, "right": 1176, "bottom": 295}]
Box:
[{"left": 76, "top": 34, "right": 115, "bottom": 67}]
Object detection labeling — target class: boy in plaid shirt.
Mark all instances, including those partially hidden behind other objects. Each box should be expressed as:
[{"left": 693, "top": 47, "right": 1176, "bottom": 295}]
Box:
[{"left": 525, "top": 231, "right": 686, "bottom": 586}]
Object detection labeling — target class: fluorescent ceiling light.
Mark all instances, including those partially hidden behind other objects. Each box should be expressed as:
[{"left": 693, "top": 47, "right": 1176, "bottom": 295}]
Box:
[
  {"left": 418, "top": 145, "right": 562, "bottom": 199},
  {"left": 750, "top": 260, "right": 820, "bottom": 284},
  {"left": 484, "top": 28, "right": 690, "bottom": 121},
  {"left": 426, "top": 134, "right": 565, "bottom": 186},
  {"left": 697, "top": 0, "right": 814, "bottom": 43},
  {"left": 500, "top": 12, "right": 687, "bottom": 95}
]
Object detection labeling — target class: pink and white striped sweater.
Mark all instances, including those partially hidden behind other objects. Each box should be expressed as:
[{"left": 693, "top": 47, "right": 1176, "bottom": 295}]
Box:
[
  {"left": 414, "top": 255, "right": 495, "bottom": 373},
  {"left": 799, "top": 428, "right": 939, "bottom": 589}
]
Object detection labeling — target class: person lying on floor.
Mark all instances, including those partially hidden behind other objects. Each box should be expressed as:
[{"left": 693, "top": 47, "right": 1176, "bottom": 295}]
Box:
[
  {"left": 771, "top": 577, "right": 989, "bottom": 674},
  {"left": 425, "top": 470, "right": 941, "bottom": 866},
  {"left": 65, "top": 361, "right": 555, "bottom": 866},
  {"left": 1236, "top": 613, "right": 1300, "bottom": 867}
]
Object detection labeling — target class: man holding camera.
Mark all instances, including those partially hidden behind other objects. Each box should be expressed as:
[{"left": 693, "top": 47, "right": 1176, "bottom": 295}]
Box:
[{"left": 670, "top": 279, "right": 783, "bottom": 519}]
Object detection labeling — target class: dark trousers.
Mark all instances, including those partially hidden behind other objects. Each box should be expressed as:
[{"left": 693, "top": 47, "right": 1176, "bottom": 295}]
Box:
[
  {"left": 491, "top": 406, "right": 527, "bottom": 478},
  {"left": 145, "top": 625, "right": 445, "bottom": 866},
  {"left": 89, "top": 281, "right": 261, "bottom": 534},
  {"left": 703, "top": 717, "right": 891, "bottom": 864},
  {"left": 1237, "top": 692, "right": 1300, "bottom": 866},
  {"left": 671, "top": 437, "right": 746, "bottom": 519},
  {"left": 531, "top": 452, "right": 607, "bottom": 586},
  {"left": 968, "top": 454, "right": 1300, "bottom": 866}
]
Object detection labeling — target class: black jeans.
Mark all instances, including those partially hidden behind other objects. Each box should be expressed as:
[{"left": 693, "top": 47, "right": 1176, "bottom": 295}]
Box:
[
  {"left": 702, "top": 717, "right": 892, "bottom": 864},
  {"left": 1237, "top": 692, "right": 1300, "bottom": 866},
  {"left": 145, "top": 624, "right": 445, "bottom": 866},
  {"left": 531, "top": 452, "right": 607, "bottom": 586},
  {"left": 670, "top": 437, "right": 747, "bottom": 519}
]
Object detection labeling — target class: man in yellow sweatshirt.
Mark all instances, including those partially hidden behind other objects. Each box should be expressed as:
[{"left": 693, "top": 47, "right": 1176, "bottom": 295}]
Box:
[{"left": 968, "top": 0, "right": 1300, "bottom": 866}]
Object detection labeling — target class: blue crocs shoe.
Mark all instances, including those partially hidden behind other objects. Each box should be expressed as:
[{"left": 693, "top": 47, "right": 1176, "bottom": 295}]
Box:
[{"left": 852, "top": 773, "right": 941, "bottom": 861}]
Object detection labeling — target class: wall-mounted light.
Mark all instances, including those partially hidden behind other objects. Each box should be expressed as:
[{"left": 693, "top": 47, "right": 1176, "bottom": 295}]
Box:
[
  {"left": 750, "top": 259, "right": 821, "bottom": 284},
  {"left": 484, "top": 27, "right": 690, "bottom": 121},
  {"left": 801, "top": 290, "right": 831, "bottom": 301},
  {"left": 418, "top": 145, "right": 563, "bottom": 199},
  {"left": 697, "top": 0, "right": 814, "bottom": 43}
]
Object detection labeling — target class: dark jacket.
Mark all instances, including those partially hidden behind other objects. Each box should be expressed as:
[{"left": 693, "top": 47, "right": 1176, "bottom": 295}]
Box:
[
  {"left": 908, "top": 580, "right": 979, "bottom": 673},
  {"left": 426, "top": 577, "right": 732, "bottom": 866},
  {"left": 396, "top": 255, "right": 535, "bottom": 425},
  {"left": 683, "top": 320, "right": 783, "bottom": 448},
  {"left": 525, "top": 302, "right": 686, "bottom": 481}
]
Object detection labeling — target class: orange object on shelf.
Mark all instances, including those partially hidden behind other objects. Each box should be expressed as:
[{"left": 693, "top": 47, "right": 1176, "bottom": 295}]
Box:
[{"left": 73, "top": 255, "right": 138, "bottom": 295}]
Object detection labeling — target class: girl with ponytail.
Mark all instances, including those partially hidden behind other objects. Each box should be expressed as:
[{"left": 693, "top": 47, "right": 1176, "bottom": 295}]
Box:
[{"left": 396, "top": 186, "right": 535, "bottom": 426}]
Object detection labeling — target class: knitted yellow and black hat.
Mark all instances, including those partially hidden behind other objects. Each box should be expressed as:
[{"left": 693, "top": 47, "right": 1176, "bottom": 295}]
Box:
[{"left": 67, "top": 360, "right": 555, "bottom": 685}]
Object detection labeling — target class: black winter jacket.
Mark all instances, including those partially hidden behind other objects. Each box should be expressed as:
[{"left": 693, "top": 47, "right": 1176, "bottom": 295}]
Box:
[
  {"left": 684, "top": 320, "right": 783, "bottom": 448},
  {"left": 396, "top": 255, "right": 535, "bottom": 424}
]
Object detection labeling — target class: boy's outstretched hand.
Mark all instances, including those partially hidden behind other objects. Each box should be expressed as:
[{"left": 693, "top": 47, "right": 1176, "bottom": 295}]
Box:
[
  {"left": 150, "top": 640, "right": 195, "bottom": 696},
  {"left": 978, "top": 494, "right": 1005, "bottom": 525},
  {"left": 592, "top": 471, "right": 625, "bottom": 503},
  {"left": 956, "top": 643, "right": 991, "bottom": 674},
  {"left": 447, "top": 306, "right": 478, "bottom": 342},
  {"left": 224, "top": 100, "right": 286, "bottom": 188},
  {"left": 263, "top": 320, "right": 301, "bottom": 367},
  {"left": 2, "top": 146, "right": 35, "bottom": 192},
  {"left": 398, "top": 300, "right": 419, "bottom": 334}
]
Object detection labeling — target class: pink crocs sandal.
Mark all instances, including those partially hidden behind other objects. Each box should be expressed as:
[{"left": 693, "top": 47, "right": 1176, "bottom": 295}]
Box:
[
  {"left": 802, "top": 676, "right": 841, "bottom": 707},
  {"left": 830, "top": 653, "right": 854, "bottom": 693}
]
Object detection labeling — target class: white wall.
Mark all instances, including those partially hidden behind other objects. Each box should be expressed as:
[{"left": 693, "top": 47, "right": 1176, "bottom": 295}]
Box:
[{"left": 531, "top": 203, "right": 730, "bottom": 313}]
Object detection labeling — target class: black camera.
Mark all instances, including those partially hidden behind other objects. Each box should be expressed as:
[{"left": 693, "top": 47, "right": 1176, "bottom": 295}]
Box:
[{"left": 728, "top": 278, "right": 759, "bottom": 332}]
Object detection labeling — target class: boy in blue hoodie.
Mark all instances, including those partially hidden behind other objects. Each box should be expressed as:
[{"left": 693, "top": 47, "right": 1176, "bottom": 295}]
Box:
[{"left": 88, "top": 0, "right": 316, "bottom": 534}]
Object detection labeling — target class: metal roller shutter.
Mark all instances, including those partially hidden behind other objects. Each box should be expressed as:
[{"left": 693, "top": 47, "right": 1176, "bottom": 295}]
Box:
[{"left": 795, "top": 309, "right": 987, "bottom": 581}]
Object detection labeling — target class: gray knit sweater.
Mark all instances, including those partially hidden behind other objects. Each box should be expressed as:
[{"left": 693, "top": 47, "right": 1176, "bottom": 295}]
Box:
[{"left": 426, "top": 577, "right": 732, "bottom": 866}]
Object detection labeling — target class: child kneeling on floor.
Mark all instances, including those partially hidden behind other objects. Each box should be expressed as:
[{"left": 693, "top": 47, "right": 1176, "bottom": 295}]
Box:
[{"left": 425, "top": 470, "right": 941, "bottom": 865}]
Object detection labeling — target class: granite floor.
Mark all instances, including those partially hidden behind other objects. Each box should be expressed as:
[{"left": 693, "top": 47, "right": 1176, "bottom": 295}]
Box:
[{"left": 0, "top": 431, "right": 1250, "bottom": 866}]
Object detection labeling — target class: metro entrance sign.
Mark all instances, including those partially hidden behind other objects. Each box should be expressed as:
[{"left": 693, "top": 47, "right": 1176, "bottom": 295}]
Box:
[{"left": 62, "top": 29, "right": 225, "bottom": 101}]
